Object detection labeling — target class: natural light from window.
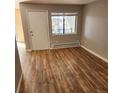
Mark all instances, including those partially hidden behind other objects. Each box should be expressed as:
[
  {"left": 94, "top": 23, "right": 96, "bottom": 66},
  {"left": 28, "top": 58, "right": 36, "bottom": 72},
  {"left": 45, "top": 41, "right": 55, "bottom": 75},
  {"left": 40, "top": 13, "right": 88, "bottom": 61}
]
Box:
[{"left": 51, "top": 13, "right": 77, "bottom": 35}]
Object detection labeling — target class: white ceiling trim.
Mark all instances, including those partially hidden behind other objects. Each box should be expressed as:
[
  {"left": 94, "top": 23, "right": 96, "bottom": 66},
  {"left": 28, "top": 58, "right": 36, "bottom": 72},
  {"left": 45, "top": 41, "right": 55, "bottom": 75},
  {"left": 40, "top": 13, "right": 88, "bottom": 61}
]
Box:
[{"left": 16, "top": 0, "right": 97, "bottom": 9}]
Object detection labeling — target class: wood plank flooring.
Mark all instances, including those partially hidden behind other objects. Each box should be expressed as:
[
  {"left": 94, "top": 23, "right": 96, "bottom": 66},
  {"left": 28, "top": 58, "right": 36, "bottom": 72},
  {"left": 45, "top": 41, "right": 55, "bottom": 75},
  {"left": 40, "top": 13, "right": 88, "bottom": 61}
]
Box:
[{"left": 18, "top": 46, "right": 108, "bottom": 93}]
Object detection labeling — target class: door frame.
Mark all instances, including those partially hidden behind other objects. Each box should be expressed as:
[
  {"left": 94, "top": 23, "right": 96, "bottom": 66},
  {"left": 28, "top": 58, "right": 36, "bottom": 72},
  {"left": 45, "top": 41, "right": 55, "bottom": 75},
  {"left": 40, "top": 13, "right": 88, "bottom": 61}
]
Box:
[{"left": 26, "top": 9, "right": 50, "bottom": 50}]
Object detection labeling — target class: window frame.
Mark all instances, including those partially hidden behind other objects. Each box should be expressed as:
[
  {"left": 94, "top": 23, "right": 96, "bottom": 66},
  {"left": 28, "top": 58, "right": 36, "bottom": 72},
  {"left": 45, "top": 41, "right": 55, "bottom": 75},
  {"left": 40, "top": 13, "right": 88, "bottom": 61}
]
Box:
[{"left": 51, "top": 13, "right": 78, "bottom": 36}]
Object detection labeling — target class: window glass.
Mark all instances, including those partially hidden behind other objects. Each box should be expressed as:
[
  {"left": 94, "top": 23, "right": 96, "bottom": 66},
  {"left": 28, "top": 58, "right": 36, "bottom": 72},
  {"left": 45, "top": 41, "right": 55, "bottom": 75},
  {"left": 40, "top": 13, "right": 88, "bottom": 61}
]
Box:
[
  {"left": 64, "top": 16, "right": 76, "bottom": 34},
  {"left": 51, "top": 13, "right": 77, "bottom": 35},
  {"left": 52, "top": 16, "right": 63, "bottom": 34}
]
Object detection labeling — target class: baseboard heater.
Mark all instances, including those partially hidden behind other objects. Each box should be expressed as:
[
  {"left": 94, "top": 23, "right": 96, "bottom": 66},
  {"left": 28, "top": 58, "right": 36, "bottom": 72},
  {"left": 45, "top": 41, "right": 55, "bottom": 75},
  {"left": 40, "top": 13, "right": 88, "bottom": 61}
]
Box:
[{"left": 52, "top": 42, "right": 80, "bottom": 48}]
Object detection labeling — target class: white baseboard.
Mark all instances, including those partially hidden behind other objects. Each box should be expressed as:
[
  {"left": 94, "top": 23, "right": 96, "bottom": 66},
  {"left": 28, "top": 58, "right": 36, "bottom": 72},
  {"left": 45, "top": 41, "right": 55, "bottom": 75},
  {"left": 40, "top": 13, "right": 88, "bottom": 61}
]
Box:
[
  {"left": 80, "top": 45, "right": 108, "bottom": 63},
  {"left": 16, "top": 74, "right": 22, "bottom": 93},
  {"left": 50, "top": 45, "right": 80, "bottom": 50}
]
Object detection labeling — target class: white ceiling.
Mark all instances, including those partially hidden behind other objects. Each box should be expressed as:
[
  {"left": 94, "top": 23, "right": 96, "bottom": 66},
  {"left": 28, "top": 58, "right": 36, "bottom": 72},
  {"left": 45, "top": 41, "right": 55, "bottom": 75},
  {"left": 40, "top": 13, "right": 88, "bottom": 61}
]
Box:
[{"left": 16, "top": 0, "right": 97, "bottom": 9}]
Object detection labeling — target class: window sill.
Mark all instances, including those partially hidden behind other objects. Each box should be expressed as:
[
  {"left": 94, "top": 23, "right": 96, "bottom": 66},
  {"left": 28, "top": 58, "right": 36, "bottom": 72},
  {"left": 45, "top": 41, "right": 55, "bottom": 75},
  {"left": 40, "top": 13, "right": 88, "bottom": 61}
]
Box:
[{"left": 52, "top": 33, "right": 77, "bottom": 36}]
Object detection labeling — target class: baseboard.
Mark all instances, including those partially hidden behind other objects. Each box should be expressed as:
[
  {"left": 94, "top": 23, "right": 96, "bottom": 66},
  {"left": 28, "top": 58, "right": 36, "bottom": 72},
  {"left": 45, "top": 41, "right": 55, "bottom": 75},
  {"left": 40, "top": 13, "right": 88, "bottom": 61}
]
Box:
[
  {"left": 16, "top": 74, "right": 22, "bottom": 93},
  {"left": 50, "top": 45, "right": 80, "bottom": 50},
  {"left": 80, "top": 45, "right": 108, "bottom": 63}
]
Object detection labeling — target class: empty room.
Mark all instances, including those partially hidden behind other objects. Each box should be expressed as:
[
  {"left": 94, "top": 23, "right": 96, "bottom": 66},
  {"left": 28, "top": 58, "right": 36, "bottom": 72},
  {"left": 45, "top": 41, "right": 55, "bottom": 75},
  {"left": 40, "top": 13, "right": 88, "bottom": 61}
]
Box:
[{"left": 15, "top": 0, "right": 108, "bottom": 93}]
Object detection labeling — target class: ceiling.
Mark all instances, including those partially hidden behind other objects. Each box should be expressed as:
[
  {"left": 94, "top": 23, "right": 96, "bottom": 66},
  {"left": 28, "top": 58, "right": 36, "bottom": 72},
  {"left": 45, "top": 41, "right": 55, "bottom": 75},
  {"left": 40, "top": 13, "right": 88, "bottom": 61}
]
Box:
[{"left": 16, "top": 0, "right": 97, "bottom": 9}]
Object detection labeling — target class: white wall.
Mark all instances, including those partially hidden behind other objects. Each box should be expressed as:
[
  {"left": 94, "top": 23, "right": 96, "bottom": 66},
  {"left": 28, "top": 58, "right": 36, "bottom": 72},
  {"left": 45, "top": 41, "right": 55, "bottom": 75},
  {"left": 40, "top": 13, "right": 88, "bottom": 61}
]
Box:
[{"left": 81, "top": 0, "right": 108, "bottom": 59}]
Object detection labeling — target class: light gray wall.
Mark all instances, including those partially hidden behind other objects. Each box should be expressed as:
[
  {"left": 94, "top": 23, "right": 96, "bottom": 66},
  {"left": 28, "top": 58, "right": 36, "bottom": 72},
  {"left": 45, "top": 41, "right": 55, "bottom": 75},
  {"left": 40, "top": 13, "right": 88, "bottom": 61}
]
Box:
[
  {"left": 15, "top": 41, "right": 22, "bottom": 91},
  {"left": 81, "top": 0, "right": 108, "bottom": 59},
  {"left": 20, "top": 3, "right": 83, "bottom": 49},
  {"left": 20, "top": 1, "right": 108, "bottom": 59}
]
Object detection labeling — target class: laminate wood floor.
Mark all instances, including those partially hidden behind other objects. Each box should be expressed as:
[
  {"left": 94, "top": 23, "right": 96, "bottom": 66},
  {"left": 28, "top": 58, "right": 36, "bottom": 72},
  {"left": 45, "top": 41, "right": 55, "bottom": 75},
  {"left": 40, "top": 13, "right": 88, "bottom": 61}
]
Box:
[{"left": 18, "top": 46, "right": 108, "bottom": 93}]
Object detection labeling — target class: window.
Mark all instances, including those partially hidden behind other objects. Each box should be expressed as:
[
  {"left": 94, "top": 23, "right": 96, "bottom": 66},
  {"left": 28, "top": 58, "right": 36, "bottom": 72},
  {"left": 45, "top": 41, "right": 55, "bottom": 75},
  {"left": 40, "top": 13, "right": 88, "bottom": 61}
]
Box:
[{"left": 51, "top": 13, "right": 77, "bottom": 35}]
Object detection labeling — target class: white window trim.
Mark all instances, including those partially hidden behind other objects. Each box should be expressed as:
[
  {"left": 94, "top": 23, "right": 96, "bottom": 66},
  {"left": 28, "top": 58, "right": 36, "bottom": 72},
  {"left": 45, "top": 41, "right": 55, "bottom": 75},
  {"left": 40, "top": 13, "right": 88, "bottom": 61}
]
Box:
[{"left": 51, "top": 12, "right": 78, "bottom": 36}]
